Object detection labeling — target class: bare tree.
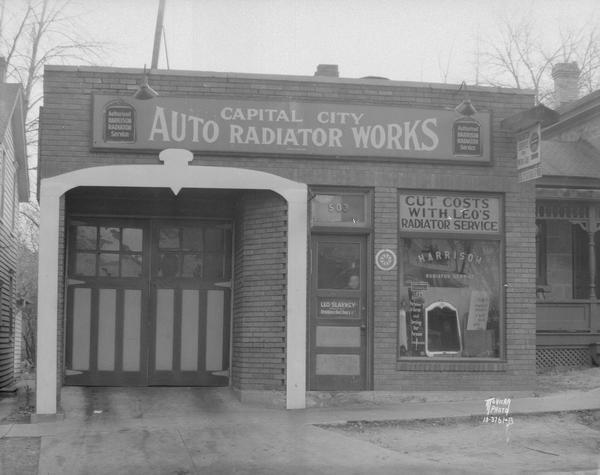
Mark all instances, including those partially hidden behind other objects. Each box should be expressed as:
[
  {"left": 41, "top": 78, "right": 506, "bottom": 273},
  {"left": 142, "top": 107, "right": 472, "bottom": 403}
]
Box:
[
  {"left": 476, "top": 13, "right": 561, "bottom": 104},
  {"left": 14, "top": 200, "right": 38, "bottom": 367},
  {"left": 0, "top": 0, "right": 104, "bottom": 170},
  {"left": 474, "top": 10, "right": 600, "bottom": 105},
  {"left": 437, "top": 39, "right": 455, "bottom": 84},
  {"left": 557, "top": 23, "right": 600, "bottom": 96}
]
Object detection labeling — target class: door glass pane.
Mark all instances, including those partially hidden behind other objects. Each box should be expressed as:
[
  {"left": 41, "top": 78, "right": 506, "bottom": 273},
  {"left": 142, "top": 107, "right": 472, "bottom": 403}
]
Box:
[
  {"left": 317, "top": 242, "right": 361, "bottom": 289},
  {"left": 182, "top": 227, "right": 203, "bottom": 251},
  {"left": 76, "top": 226, "right": 97, "bottom": 250},
  {"left": 122, "top": 228, "right": 143, "bottom": 252},
  {"left": 159, "top": 227, "right": 180, "bottom": 249},
  {"left": 159, "top": 253, "right": 180, "bottom": 277},
  {"left": 311, "top": 194, "right": 366, "bottom": 225},
  {"left": 99, "top": 227, "right": 120, "bottom": 251},
  {"left": 204, "top": 253, "right": 223, "bottom": 280},
  {"left": 75, "top": 252, "right": 96, "bottom": 276},
  {"left": 98, "top": 253, "right": 119, "bottom": 277},
  {"left": 182, "top": 254, "right": 203, "bottom": 277},
  {"left": 121, "top": 254, "right": 143, "bottom": 277},
  {"left": 205, "top": 228, "right": 223, "bottom": 251}
]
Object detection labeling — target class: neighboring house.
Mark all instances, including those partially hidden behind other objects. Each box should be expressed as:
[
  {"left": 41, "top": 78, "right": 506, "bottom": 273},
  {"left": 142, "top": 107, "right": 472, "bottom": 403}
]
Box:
[
  {"left": 504, "top": 62, "right": 600, "bottom": 370},
  {"left": 0, "top": 58, "right": 30, "bottom": 391}
]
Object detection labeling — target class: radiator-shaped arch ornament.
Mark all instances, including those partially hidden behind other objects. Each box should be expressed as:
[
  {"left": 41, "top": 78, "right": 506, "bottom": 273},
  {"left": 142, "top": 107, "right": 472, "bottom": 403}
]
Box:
[{"left": 36, "top": 149, "right": 308, "bottom": 415}]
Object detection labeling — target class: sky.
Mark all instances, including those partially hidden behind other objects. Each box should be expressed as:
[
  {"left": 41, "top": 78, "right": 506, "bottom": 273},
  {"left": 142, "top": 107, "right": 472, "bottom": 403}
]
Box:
[{"left": 73, "top": 0, "right": 600, "bottom": 85}]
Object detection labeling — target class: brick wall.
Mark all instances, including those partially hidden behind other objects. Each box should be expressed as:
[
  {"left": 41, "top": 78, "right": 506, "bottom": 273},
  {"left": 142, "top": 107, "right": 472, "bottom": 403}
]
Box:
[
  {"left": 40, "top": 66, "right": 537, "bottom": 392},
  {"left": 232, "top": 191, "right": 287, "bottom": 390}
]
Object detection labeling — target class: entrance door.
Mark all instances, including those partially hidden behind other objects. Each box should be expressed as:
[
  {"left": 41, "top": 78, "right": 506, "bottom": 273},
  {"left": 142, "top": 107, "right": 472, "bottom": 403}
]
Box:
[
  {"left": 309, "top": 235, "right": 368, "bottom": 390},
  {"left": 65, "top": 218, "right": 232, "bottom": 387},
  {"left": 149, "top": 221, "right": 231, "bottom": 386}
]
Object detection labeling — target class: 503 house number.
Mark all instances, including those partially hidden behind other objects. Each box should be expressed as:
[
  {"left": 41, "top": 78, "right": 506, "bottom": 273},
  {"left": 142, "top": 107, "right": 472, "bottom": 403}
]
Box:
[{"left": 328, "top": 202, "right": 349, "bottom": 213}]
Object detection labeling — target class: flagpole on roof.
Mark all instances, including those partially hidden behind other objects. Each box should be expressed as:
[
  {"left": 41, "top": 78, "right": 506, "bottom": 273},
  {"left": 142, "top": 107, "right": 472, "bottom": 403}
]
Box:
[{"left": 151, "top": 0, "right": 166, "bottom": 70}]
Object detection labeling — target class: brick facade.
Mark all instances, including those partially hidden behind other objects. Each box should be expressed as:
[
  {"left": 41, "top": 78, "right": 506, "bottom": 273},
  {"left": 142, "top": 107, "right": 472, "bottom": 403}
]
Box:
[
  {"left": 39, "top": 65, "right": 536, "bottom": 396},
  {"left": 233, "top": 191, "right": 287, "bottom": 391}
]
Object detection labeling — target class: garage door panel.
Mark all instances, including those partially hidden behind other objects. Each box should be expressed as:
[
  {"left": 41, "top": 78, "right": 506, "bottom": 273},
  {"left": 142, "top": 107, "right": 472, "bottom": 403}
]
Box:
[
  {"left": 66, "top": 219, "right": 231, "bottom": 387},
  {"left": 122, "top": 289, "right": 142, "bottom": 371}
]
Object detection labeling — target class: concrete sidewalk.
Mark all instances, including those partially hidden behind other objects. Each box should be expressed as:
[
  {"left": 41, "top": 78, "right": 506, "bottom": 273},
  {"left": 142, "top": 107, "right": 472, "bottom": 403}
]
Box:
[
  {"left": 301, "top": 387, "right": 600, "bottom": 425},
  {"left": 0, "top": 387, "right": 599, "bottom": 474}
]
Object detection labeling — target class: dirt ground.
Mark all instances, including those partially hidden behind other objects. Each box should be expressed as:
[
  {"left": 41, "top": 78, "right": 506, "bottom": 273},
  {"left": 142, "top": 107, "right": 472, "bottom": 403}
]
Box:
[
  {"left": 535, "top": 365, "right": 600, "bottom": 394},
  {"left": 319, "top": 367, "right": 600, "bottom": 474},
  {"left": 2, "top": 367, "right": 600, "bottom": 474}
]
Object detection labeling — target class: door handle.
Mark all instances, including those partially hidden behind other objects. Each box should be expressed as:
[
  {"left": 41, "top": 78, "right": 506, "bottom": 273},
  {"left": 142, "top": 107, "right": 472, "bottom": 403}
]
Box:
[
  {"left": 360, "top": 324, "right": 367, "bottom": 331},
  {"left": 67, "top": 279, "right": 86, "bottom": 286}
]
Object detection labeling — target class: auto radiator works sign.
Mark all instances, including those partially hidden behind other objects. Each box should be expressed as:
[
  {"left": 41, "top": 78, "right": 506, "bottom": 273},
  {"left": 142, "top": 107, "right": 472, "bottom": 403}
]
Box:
[{"left": 92, "top": 95, "right": 491, "bottom": 162}]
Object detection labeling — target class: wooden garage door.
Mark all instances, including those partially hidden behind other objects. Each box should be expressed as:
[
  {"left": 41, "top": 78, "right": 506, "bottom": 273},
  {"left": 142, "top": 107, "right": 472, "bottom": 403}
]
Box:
[
  {"left": 65, "top": 218, "right": 231, "bottom": 386},
  {"left": 148, "top": 221, "right": 231, "bottom": 386}
]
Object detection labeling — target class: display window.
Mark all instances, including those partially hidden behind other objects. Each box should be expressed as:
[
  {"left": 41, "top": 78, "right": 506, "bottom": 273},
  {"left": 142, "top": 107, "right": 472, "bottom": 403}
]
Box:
[{"left": 398, "top": 192, "right": 503, "bottom": 359}]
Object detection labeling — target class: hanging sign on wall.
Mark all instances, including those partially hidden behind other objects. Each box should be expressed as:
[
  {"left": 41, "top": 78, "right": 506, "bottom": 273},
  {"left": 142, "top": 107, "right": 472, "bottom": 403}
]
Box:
[{"left": 517, "top": 123, "right": 542, "bottom": 183}]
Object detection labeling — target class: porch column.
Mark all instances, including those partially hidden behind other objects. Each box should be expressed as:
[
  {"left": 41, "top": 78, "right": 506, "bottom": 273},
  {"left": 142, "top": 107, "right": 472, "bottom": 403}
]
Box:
[
  {"left": 283, "top": 187, "right": 308, "bottom": 409},
  {"left": 35, "top": 181, "right": 64, "bottom": 415},
  {"left": 588, "top": 229, "right": 597, "bottom": 300}
]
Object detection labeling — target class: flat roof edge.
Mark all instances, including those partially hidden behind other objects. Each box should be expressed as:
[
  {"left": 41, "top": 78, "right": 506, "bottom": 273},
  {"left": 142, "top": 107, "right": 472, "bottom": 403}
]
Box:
[{"left": 44, "top": 65, "right": 534, "bottom": 96}]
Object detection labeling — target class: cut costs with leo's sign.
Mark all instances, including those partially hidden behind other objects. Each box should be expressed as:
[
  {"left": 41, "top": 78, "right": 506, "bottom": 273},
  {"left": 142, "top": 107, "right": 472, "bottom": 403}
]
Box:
[{"left": 399, "top": 194, "right": 501, "bottom": 234}]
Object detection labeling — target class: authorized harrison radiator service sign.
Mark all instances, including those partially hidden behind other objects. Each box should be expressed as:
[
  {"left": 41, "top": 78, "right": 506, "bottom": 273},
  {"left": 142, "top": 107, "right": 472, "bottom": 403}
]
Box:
[{"left": 92, "top": 95, "right": 491, "bottom": 162}]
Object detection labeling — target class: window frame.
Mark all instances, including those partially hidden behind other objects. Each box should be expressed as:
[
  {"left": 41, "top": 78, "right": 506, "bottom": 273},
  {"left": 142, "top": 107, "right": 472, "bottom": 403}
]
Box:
[
  {"left": 310, "top": 187, "right": 372, "bottom": 229},
  {"left": 397, "top": 190, "right": 505, "bottom": 363}
]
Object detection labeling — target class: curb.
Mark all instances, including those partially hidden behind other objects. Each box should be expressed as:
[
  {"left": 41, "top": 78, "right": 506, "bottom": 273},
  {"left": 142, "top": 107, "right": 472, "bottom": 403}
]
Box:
[{"left": 315, "top": 408, "right": 600, "bottom": 428}]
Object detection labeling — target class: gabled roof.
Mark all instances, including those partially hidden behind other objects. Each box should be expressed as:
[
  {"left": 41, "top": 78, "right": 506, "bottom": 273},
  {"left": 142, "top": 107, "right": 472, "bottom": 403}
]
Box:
[
  {"left": 543, "top": 89, "right": 600, "bottom": 139},
  {"left": 556, "top": 89, "right": 600, "bottom": 118},
  {"left": 540, "top": 139, "right": 600, "bottom": 179},
  {"left": 0, "top": 83, "right": 29, "bottom": 202},
  {"left": 501, "top": 104, "right": 559, "bottom": 132},
  {"left": 504, "top": 88, "right": 600, "bottom": 188}
]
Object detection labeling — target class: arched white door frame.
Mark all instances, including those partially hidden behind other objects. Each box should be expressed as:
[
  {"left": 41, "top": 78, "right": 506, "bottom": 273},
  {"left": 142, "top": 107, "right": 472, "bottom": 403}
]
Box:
[{"left": 36, "top": 149, "right": 307, "bottom": 414}]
